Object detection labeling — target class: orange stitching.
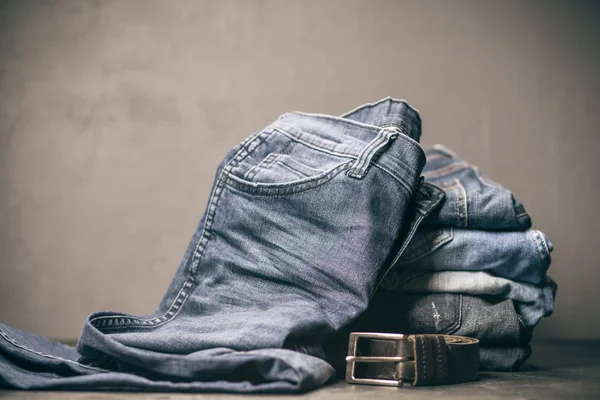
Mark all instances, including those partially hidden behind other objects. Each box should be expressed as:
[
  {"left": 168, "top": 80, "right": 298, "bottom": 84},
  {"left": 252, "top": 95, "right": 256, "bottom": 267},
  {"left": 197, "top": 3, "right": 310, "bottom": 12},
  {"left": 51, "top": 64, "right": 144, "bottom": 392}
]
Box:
[
  {"left": 422, "top": 161, "right": 468, "bottom": 178},
  {"left": 425, "top": 153, "right": 445, "bottom": 162}
]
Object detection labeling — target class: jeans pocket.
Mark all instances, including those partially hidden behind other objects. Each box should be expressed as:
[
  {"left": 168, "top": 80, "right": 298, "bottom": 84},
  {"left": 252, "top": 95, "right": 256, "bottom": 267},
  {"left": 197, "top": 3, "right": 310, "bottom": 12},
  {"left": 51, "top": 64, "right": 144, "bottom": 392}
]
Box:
[
  {"left": 245, "top": 153, "right": 342, "bottom": 183},
  {"left": 227, "top": 127, "right": 354, "bottom": 196}
]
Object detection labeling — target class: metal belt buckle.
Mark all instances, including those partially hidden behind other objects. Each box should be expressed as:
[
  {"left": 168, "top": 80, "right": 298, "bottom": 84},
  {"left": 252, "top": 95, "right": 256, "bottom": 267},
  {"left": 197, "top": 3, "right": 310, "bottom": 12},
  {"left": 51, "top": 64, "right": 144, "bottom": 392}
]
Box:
[{"left": 345, "top": 332, "right": 413, "bottom": 387}]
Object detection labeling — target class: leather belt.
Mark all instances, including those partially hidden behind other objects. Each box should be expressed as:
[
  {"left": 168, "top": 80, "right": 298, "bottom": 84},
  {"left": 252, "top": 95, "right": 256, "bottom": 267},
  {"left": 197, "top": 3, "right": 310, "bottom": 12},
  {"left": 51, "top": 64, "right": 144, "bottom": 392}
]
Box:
[{"left": 345, "top": 332, "right": 479, "bottom": 386}]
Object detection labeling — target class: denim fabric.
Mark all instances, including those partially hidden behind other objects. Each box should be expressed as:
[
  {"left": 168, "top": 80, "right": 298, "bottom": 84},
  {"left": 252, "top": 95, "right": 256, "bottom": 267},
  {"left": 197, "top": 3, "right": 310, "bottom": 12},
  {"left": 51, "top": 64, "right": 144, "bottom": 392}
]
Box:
[
  {"left": 0, "top": 323, "right": 329, "bottom": 391},
  {"left": 340, "top": 108, "right": 531, "bottom": 231},
  {"left": 342, "top": 105, "right": 553, "bottom": 286},
  {"left": 394, "top": 227, "right": 553, "bottom": 285},
  {"left": 360, "top": 292, "right": 531, "bottom": 346},
  {"left": 341, "top": 97, "right": 422, "bottom": 142},
  {"left": 381, "top": 270, "right": 557, "bottom": 328},
  {"left": 0, "top": 99, "right": 426, "bottom": 392},
  {"left": 479, "top": 346, "right": 532, "bottom": 372},
  {"left": 323, "top": 292, "right": 532, "bottom": 374},
  {"left": 420, "top": 145, "right": 532, "bottom": 230}
]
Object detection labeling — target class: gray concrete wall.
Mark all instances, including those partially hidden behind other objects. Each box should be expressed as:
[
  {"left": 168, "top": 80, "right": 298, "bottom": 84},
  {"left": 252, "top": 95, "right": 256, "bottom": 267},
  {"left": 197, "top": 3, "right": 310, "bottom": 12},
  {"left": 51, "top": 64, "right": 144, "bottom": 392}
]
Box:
[{"left": 0, "top": 0, "right": 598, "bottom": 341}]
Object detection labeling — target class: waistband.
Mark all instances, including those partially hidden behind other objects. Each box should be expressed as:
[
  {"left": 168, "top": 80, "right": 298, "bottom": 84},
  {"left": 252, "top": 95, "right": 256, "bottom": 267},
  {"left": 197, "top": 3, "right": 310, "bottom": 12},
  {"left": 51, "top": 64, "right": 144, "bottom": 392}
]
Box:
[
  {"left": 272, "top": 110, "right": 425, "bottom": 193},
  {"left": 341, "top": 97, "right": 422, "bottom": 142}
]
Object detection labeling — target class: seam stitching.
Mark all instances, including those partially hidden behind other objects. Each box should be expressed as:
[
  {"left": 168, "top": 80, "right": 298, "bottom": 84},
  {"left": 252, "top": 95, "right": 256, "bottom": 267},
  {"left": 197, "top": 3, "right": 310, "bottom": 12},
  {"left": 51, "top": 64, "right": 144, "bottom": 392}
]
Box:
[
  {"left": 244, "top": 153, "right": 278, "bottom": 180},
  {"left": 348, "top": 130, "right": 389, "bottom": 176},
  {"left": 273, "top": 160, "right": 312, "bottom": 178},
  {"left": 422, "top": 162, "right": 469, "bottom": 178},
  {"left": 90, "top": 128, "right": 273, "bottom": 329},
  {"left": 421, "top": 337, "right": 426, "bottom": 381},
  {"left": 0, "top": 328, "right": 108, "bottom": 372},
  {"left": 273, "top": 126, "right": 415, "bottom": 194},
  {"left": 348, "top": 132, "right": 383, "bottom": 174},
  {"left": 225, "top": 161, "right": 352, "bottom": 196},
  {"left": 435, "top": 336, "right": 443, "bottom": 379}
]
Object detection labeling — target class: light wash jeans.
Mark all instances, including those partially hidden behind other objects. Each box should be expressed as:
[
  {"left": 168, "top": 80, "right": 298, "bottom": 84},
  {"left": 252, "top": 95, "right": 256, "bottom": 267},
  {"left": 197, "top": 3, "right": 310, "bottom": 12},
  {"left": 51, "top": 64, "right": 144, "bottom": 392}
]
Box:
[
  {"left": 395, "top": 227, "right": 553, "bottom": 285},
  {"left": 381, "top": 270, "right": 556, "bottom": 328}
]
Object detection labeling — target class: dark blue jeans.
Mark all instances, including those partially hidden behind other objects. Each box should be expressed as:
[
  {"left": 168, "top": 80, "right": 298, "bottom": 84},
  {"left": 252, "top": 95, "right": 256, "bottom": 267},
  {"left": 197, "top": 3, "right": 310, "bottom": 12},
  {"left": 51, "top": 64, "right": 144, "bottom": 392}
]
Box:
[
  {"left": 1, "top": 99, "right": 425, "bottom": 392},
  {"left": 324, "top": 291, "right": 532, "bottom": 373},
  {"left": 381, "top": 268, "right": 557, "bottom": 329}
]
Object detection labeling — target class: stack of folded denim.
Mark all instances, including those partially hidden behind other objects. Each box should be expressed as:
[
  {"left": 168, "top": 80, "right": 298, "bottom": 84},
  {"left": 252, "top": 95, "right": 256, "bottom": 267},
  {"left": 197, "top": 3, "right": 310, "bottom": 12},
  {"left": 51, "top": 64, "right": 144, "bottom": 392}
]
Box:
[{"left": 375, "top": 145, "right": 557, "bottom": 371}]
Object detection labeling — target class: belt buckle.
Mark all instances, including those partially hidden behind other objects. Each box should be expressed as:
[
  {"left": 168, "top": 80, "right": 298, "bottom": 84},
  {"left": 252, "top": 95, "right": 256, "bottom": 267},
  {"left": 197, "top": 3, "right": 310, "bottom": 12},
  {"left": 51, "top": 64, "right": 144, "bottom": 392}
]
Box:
[{"left": 345, "top": 332, "right": 413, "bottom": 387}]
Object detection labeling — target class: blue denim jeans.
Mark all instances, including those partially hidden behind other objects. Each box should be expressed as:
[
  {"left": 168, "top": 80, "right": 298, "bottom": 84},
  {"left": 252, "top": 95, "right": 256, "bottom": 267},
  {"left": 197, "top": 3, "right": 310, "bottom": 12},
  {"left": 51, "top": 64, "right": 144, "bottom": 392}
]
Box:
[
  {"left": 395, "top": 227, "right": 553, "bottom": 285},
  {"left": 342, "top": 103, "right": 553, "bottom": 286},
  {"left": 368, "top": 168, "right": 553, "bottom": 287},
  {"left": 0, "top": 99, "right": 426, "bottom": 392},
  {"left": 381, "top": 269, "right": 556, "bottom": 328},
  {"left": 324, "top": 292, "right": 533, "bottom": 372},
  {"left": 479, "top": 346, "right": 531, "bottom": 372},
  {"left": 367, "top": 292, "right": 532, "bottom": 346},
  {"left": 419, "top": 145, "right": 532, "bottom": 230},
  {"left": 340, "top": 101, "right": 550, "bottom": 372}
]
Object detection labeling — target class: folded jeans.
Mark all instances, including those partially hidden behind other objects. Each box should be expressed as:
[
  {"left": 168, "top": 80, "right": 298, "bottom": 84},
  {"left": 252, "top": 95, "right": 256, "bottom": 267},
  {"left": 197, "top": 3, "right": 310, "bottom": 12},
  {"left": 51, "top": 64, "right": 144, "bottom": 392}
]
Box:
[
  {"left": 418, "top": 145, "right": 532, "bottom": 230},
  {"left": 479, "top": 345, "right": 532, "bottom": 372},
  {"left": 358, "top": 292, "right": 532, "bottom": 346},
  {"left": 396, "top": 227, "right": 553, "bottom": 285},
  {"left": 323, "top": 292, "right": 533, "bottom": 374},
  {"left": 381, "top": 269, "right": 556, "bottom": 328}
]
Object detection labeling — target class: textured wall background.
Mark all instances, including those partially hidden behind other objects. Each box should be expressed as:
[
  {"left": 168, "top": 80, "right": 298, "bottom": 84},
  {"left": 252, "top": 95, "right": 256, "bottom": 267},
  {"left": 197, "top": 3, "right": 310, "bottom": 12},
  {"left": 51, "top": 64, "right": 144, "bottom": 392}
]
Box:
[{"left": 0, "top": 0, "right": 598, "bottom": 341}]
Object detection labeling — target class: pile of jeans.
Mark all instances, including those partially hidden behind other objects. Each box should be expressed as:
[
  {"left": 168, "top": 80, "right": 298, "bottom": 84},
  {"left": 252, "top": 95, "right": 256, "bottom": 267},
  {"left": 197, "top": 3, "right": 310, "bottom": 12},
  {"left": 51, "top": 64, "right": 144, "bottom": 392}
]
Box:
[
  {"left": 0, "top": 98, "right": 555, "bottom": 393},
  {"left": 321, "top": 104, "right": 556, "bottom": 375},
  {"left": 368, "top": 146, "right": 556, "bottom": 372}
]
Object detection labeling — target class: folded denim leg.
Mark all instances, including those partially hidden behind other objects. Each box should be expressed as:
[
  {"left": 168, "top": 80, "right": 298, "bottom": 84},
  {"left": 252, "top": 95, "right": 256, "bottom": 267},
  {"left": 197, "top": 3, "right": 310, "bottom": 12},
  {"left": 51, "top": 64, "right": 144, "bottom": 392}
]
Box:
[
  {"left": 479, "top": 345, "right": 532, "bottom": 372},
  {"left": 395, "top": 227, "right": 553, "bottom": 285},
  {"left": 363, "top": 292, "right": 532, "bottom": 346},
  {"left": 419, "top": 145, "right": 532, "bottom": 230},
  {"left": 0, "top": 323, "right": 100, "bottom": 380},
  {"left": 335, "top": 117, "right": 531, "bottom": 231},
  {"left": 323, "top": 292, "right": 531, "bottom": 375},
  {"left": 381, "top": 270, "right": 557, "bottom": 328},
  {"left": 1, "top": 99, "right": 426, "bottom": 392},
  {"left": 0, "top": 323, "right": 332, "bottom": 391}
]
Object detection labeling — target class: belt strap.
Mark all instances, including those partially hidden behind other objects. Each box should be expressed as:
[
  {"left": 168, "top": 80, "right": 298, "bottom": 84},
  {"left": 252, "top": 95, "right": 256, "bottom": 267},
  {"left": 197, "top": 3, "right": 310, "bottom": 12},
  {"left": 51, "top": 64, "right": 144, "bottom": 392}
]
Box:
[{"left": 345, "top": 332, "right": 479, "bottom": 386}]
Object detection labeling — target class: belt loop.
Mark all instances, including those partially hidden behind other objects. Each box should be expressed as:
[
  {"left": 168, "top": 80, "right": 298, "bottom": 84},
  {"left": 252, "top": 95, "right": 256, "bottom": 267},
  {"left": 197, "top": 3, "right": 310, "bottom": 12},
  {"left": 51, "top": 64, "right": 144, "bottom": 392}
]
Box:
[{"left": 347, "top": 126, "right": 400, "bottom": 179}]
